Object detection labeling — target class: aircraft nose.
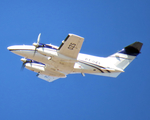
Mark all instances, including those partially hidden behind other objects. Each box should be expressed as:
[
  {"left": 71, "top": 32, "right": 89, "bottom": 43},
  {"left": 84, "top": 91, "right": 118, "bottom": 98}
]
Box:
[
  {"left": 7, "top": 45, "right": 17, "bottom": 51},
  {"left": 7, "top": 46, "right": 14, "bottom": 51}
]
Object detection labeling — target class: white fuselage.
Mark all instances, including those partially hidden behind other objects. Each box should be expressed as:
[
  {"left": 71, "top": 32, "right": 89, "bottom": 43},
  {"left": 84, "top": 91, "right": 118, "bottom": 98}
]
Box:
[
  {"left": 7, "top": 36, "right": 142, "bottom": 82},
  {"left": 8, "top": 45, "right": 123, "bottom": 77}
]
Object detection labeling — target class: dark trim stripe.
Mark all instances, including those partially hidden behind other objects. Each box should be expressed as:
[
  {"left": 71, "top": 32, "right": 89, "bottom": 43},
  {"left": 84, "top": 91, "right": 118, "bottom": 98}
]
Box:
[
  {"left": 78, "top": 60, "right": 111, "bottom": 73},
  {"left": 38, "top": 44, "right": 58, "bottom": 50},
  {"left": 80, "top": 61, "right": 104, "bottom": 73},
  {"left": 58, "top": 34, "right": 70, "bottom": 50},
  {"left": 24, "top": 59, "right": 45, "bottom": 65}
]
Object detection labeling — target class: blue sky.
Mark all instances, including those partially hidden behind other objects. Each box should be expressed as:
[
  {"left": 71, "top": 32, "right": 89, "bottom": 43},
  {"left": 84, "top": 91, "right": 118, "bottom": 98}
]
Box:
[{"left": 1, "top": 0, "right": 150, "bottom": 120}]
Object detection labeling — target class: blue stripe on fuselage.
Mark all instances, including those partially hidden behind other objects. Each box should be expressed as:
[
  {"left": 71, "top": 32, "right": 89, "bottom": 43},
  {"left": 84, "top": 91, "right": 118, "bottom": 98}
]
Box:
[
  {"left": 25, "top": 59, "right": 45, "bottom": 65},
  {"left": 38, "top": 44, "right": 58, "bottom": 50}
]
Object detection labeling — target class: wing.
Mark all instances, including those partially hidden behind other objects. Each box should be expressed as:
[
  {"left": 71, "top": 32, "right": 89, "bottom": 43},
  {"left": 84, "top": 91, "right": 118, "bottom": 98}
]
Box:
[
  {"left": 37, "top": 65, "right": 67, "bottom": 82},
  {"left": 37, "top": 74, "right": 64, "bottom": 82},
  {"left": 58, "top": 34, "right": 84, "bottom": 59}
]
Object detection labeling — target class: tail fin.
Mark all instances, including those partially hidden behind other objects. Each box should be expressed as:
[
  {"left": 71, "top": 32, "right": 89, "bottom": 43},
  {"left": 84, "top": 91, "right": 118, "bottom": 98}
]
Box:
[{"left": 107, "top": 42, "right": 143, "bottom": 70}]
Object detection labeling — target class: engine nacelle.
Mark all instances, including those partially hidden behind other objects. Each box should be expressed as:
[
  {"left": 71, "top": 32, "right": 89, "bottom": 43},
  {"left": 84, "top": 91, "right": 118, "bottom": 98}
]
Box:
[
  {"left": 25, "top": 63, "right": 45, "bottom": 73},
  {"left": 37, "top": 47, "right": 58, "bottom": 57}
]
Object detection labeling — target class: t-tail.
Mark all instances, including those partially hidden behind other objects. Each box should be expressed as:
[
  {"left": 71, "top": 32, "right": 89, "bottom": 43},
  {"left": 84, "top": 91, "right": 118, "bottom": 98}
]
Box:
[{"left": 106, "top": 42, "right": 143, "bottom": 77}]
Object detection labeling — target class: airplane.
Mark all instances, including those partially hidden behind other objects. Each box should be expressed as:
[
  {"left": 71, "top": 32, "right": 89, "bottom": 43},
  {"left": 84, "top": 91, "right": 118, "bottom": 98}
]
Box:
[{"left": 7, "top": 33, "right": 143, "bottom": 82}]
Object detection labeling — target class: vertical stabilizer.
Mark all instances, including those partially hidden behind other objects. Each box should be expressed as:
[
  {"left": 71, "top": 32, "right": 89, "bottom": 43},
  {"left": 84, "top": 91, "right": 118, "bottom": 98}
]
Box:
[{"left": 107, "top": 42, "right": 143, "bottom": 70}]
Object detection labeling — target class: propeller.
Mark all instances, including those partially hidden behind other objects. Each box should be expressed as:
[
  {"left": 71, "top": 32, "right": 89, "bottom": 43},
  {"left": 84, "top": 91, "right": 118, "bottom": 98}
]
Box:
[
  {"left": 33, "top": 33, "right": 41, "bottom": 56},
  {"left": 20, "top": 58, "right": 32, "bottom": 71}
]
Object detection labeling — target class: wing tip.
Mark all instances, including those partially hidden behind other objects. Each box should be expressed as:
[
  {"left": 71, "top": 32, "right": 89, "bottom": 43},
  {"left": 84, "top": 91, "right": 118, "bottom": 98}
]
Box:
[{"left": 68, "top": 33, "right": 84, "bottom": 39}]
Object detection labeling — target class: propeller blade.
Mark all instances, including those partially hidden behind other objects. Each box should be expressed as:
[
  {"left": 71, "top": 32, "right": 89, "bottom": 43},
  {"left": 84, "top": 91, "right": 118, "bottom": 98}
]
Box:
[
  {"left": 37, "top": 33, "right": 41, "bottom": 44},
  {"left": 33, "top": 47, "right": 37, "bottom": 56},
  {"left": 33, "top": 33, "right": 41, "bottom": 56},
  {"left": 21, "top": 63, "right": 25, "bottom": 71},
  {"left": 20, "top": 58, "right": 27, "bottom": 71}
]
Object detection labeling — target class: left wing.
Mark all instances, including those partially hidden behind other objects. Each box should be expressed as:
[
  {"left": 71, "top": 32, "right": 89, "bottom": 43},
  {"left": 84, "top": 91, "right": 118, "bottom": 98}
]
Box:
[
  {"left": 58, "top": 34, "right": 84, "bottom": 59},
  {"left": 37, "top": 74, "right": 65, "bottom": 82}
]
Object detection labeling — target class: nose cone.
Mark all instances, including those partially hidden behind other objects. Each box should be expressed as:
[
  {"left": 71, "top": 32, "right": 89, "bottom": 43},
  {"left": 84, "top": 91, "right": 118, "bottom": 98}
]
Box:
[
  {"left": 7, "top": 45, "right": 36, "bottom": 57},
  {"left": 7, "top": 46, "right": 15, "bottom": 51},
  {"left": 7, "top": 45, "right": 35, "bottom": 51},
  {"left": 7, "top": 45, "right": 24, "bottom": 51}
]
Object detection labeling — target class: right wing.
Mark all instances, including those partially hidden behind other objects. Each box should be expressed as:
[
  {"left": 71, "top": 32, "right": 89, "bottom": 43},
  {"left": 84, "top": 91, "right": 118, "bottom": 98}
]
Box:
[
  {"left": 37, "top": 65, "right": 67, "bottom": 82},
  {"left": 58, "top": 34, "right": 84, "bottom": 59},
  {"left": 37, "top": 74, "right": 64, "bottom": 82}
]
